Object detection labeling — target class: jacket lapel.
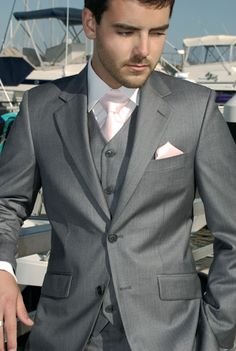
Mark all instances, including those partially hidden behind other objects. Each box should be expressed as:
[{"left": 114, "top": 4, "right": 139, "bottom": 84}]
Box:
[
  {"left": 111, "top": 73, "right": 173, "bottom": 227},
  {"left": 53, "top": 69, "right": 110, "bottom": 221}
]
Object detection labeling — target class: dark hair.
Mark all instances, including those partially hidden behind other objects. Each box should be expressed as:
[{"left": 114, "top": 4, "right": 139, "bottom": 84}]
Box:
[{"left": 84, "top": 0, "right": 175, "bottom": 24}]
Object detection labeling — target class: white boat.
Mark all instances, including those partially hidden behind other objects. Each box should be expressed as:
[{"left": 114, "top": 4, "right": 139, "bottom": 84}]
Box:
[
  {"left": 0, "top": 6, "right": 88, "bottom": 113},
  {"left": 181, "top": 35, "right": 236, "bottom": 104}
]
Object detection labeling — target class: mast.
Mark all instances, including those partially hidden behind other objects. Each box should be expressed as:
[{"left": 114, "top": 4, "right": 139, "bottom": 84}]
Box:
[
  {"left": 63, "top": 0, "right": 70, "bottom": 76},
  {"left": 0, "top": 0, "right": 17, "bottom": 52},
  {"left": 50, "top": 0, "right": 55, "bottom": 47}
]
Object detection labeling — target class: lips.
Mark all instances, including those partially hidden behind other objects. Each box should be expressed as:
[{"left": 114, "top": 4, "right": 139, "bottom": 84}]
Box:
[{"left": 126, "top": 64, "right": 149, "bottom": 72}]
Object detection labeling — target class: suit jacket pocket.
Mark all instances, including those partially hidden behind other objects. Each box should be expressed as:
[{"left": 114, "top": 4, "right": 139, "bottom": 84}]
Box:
[
  {"left": 146, "top": 153, "right": 186, "bottom": 173},
  {"left": 158, "top": 273, "right": 202, "bottom": 300},
  {"left": 41, "top": 272, "right": 72, "bottom": 298}
]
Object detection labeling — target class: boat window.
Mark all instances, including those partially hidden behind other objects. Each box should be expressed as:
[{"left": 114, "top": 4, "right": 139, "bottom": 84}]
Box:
[{"left": 186, "top": 45, "right": 230, "bottom": 65}]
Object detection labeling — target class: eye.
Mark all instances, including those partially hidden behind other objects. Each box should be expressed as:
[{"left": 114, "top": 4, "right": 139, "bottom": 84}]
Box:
[
  {"left": 150, "top": 31, "right": 166, "bottom": 37},
  {"left": 117, "top": 30, "right": 133, "bottom": 37}
]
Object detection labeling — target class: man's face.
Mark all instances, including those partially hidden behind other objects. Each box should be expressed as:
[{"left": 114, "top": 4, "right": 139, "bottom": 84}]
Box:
[{"left": 83, "top": 0, "right": 170, "bottom": 88}]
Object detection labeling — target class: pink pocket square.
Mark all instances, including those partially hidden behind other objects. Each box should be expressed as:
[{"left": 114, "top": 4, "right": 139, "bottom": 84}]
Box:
[{"left": 155, "top": 142, "right": 184, "bottom": 160}]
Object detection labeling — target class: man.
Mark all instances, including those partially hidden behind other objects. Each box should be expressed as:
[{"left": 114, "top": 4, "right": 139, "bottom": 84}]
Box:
[{"left": 0, "top": 0, "right": 236, "bottom": 350}]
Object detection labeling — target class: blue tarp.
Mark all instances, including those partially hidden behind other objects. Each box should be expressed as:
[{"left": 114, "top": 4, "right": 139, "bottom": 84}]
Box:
[
  {"left": 14, "top": 7, "right": 83, "bottom": 26},
  {"left": 0, "top": 56, "right": 34, "bottom": 86}
]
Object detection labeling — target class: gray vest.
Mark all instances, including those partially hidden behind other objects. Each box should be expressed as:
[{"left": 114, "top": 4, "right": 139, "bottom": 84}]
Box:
[{"left": 88, "top": 108, "right": 137, "bottom": 336}]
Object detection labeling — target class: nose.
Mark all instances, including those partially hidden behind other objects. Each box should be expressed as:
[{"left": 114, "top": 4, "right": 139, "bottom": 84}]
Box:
[{"left": 134, "top": 34, "right": 150, "bottom": 58}]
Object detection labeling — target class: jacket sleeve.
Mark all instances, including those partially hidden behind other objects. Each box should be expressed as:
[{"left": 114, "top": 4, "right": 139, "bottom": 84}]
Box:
[
  {"left": 0, "top": 91, "right": 41, "bottom": 270},
  {"left": 195, "top": 90, "right": 236, "bottom": 349}
]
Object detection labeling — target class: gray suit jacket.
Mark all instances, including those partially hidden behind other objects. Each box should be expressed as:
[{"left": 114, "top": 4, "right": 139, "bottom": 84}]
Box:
[{"left": 0, "top": 67, "right": 236, "bottom": 351}]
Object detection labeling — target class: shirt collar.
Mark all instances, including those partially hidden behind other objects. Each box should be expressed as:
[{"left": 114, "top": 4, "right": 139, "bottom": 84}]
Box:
[{"left": 87, "top": 59, "right": 139, "bottom": 112}]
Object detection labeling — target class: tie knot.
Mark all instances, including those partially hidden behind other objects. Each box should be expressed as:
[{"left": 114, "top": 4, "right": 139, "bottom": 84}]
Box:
[{"left": 100, "top": 91, "right": 129, "bottom": 114}]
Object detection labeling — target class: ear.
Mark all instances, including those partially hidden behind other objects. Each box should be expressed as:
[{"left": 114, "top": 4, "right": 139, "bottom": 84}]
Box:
[{"left": 82, "top": 8, "right": 97, "bottom": 39}]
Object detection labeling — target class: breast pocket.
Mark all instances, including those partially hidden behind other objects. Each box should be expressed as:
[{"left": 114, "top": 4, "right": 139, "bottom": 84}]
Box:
[
  {"left": 145, "top": 153, "right": 186, "bottom": 173},
  {"left": 140, "top": 153, "right": 190, "bottom": 198}
]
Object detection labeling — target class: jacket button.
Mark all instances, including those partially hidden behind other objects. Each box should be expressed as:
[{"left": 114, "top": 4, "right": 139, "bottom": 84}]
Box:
[
  {"left": 108, "top": 234, "right": 118, "bottom": 243},
  {"left": 105, "top": 305, "right": 114, "bottom": 313},
  {"left": 104, "top": 186, "right": 114, "bottom": 195},
  {"left": 105, "top": 149, "right": 116, "bottom": 158},
  {"left": 96, "top": 285, "right": 105, "bottom": 296}
]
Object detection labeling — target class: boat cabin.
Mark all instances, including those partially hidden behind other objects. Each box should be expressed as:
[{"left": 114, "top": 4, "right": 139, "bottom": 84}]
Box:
[{"left": 182, "top": 35, "right": 236, "bottom": 95}]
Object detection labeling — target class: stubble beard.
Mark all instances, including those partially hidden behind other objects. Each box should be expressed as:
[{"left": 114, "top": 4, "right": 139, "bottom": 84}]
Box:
[
  {"left": 94, "top": 38, "right": 158, "bottom": 88},
  {"left": 94, "top": 36, "right": 158, "bottom": 88},
  {"left": 105, "top": 60, "right": 156, "bottom": 89},
  {"left": 115, "top": 52, "right": 158, "bottom": 88},
  {"left": 116, "top": 68, "right": 153, "bottom": 88}
]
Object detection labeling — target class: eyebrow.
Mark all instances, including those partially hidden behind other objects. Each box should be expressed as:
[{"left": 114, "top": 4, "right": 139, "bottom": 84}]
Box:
[{"left": 112, "top": 23, "right": 170, "bottom": 32}]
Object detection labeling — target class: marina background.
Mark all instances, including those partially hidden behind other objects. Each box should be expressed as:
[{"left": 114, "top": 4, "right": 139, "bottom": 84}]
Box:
[
  {"left": 0, "top": 0, "right": 236, "bottom": 54},
  {"left": 0, "top": 1, "right": 235, "bottom": 349}
]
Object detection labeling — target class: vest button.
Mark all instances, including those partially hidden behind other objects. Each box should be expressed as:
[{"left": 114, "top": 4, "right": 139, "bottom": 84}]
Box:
[
  {"left": 108, "top": 234, "right": 118, "bottom": 243},
  {"left": 104, "top": 186, "right": 114, "bottom": 195},
  {"left": 96, "top": 285, "right": 105, "bottom": 296},
  {"left": 105, "top": 149, "right": 116, "bottom": 158}
]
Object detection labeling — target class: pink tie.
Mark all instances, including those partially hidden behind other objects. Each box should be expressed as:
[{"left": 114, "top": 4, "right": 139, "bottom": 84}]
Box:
[{"left": 100, "top": 91, "right": 130, "bottom": 141}]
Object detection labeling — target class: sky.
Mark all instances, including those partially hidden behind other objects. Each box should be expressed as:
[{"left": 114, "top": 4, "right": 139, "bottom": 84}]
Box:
[{"left": 0, "top": 0, "right": 235, "bottom": 56}]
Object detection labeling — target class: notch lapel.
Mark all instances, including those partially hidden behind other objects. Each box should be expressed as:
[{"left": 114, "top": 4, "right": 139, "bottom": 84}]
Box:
[
  {"left": 111, "top": 73, "right": 173, "bottom": 227},
  {"left": 54, "top": 70, "right": 110, "bottom": 221}
]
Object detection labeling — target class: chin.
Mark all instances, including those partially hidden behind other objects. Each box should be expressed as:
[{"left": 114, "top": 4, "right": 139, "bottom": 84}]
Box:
[
  {"left": 127, "top": 71, "right": 153, "bottom": 88},
  {"left": 122, "top": 77, "right": 149, "bottom": 88}
]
